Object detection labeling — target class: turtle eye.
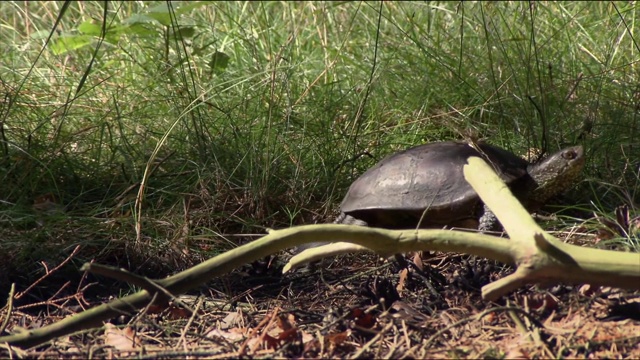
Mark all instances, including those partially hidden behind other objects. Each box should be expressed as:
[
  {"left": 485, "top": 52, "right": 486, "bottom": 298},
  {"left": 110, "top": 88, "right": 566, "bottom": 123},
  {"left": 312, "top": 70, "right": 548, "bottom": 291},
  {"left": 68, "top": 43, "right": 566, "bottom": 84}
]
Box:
[{"left": 563, "top": 150, "right": 577, "bottom": 160}]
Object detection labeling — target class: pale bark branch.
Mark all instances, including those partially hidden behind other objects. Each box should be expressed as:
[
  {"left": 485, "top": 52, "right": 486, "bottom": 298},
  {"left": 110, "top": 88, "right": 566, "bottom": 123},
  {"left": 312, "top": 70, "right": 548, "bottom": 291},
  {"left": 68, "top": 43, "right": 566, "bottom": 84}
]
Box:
[{"left": 2, "top": 156, "right": 638, "bottom": 349}]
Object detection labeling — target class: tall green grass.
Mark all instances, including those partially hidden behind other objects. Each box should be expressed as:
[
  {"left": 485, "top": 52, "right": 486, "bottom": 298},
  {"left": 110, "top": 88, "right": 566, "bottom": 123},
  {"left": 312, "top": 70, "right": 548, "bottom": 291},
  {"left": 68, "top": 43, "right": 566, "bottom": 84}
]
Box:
[{"left": 0, "top": 1, "right": 638, "bottom": 277}]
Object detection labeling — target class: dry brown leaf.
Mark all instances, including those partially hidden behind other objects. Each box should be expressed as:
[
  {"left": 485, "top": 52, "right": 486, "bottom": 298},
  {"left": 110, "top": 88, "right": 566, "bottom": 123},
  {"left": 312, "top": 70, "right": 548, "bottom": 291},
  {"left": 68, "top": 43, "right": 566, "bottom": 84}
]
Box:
[
  {"left": 276, "top": 314, "right": 296, "bottom": 331},
  {"left": 262, "top": 334, "right": 280, "bottom": 350},
  {"left": 349, "top": 308, "right": 376, "bottom": 329},
  {"left": 505, "top": 348, "right": 530, "bottom": 359},
  {"left": 483, "top": 312, "right": 496, "bottom": 323},
  {"left": 326, "top": 330, "right": 351, "bottom": 346},
  {"left": 413, "top": 252, "right": 424, "bottom": 271},
  {"left": 104, "top": 323, "right": 140, "bottom": 352},
  {"left": 146, "top": 303, "right": 168, "bottom": 314},
  {"left": 221, "top": 311, "right": 244, "bottom": 330},
  {"left": 165, "top": 305, "right": 192, "bottom": 320},
  {"left": 206, "top": 327, "right": 246, "bottom": 342},
  {"left": 396, "top": 267, "right": 409, "bottom": 294},
  {"left": 276, "top": 327, "right": 299, "bottom": 343},
  {"left": 579, "top": 284, "right": 599, "bottom": 297}
]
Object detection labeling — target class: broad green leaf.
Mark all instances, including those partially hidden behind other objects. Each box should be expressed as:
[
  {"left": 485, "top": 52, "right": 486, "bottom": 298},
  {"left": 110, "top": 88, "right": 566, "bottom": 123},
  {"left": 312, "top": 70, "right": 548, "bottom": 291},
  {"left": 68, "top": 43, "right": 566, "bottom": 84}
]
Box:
[
  {"left": 192, "top": 40, "right": 215, "bottom": 57},
  {"left": 147, "top": 2, "right": 209, "bottom": 16},
  {"left": 104, "top": 32, "right": 121, "bottom": 44},
  {"left": 78, "top": 21, "right": 102, "bottom": 36},
  {"left": 50, "top": 35, "right": 93, "bottom": 55},
  {"left": 29, "top": 30, "right": 52, "bottom": 40},
  {"left": 144, "top": 3, "right": 172, "bottom": 25},
  {"left": 174, "top": 2, "right": 210, "bottom": 15},
  {"left": 145, "top": 2, "right": 210, "bottom": 25},
  {"left": 171, "top": 26, "right": 196, "bottom": 40},
  {"left": 146, "top": 11, "right": 171, "bottom": 26},
  {"left": 123, "top": 13, "right": 162, "bottom": 26},
  {"left": 146, "top": 2, "right": 172, "bottom": 14},
  {"left": 127, "top": 23, "right": 160, "bottom": 37},
  {"left": 209, "top": 51, "right": 230, "bottom": 74}
]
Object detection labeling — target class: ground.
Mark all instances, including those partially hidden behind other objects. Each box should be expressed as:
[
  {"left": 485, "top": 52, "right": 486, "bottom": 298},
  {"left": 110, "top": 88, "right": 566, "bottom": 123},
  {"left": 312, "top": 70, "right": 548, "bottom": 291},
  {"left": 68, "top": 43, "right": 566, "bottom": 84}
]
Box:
[{"left": 1, "top": 235, "right": 638, "bottom": 359}]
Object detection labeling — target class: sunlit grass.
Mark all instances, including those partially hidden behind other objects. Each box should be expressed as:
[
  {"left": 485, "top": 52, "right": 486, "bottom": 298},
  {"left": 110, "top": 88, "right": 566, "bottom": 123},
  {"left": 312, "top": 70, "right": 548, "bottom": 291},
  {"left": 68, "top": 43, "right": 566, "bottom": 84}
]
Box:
[{"left": 0, "top": 1, "right": 638, "bottom": 279}]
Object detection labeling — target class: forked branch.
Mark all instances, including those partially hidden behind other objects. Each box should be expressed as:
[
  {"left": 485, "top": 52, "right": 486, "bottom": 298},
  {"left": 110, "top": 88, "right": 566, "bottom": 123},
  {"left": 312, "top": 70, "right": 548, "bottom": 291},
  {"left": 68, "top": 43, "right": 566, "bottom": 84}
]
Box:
[{"left": 1, "top": 157, "right": 638, "bottom": 349}]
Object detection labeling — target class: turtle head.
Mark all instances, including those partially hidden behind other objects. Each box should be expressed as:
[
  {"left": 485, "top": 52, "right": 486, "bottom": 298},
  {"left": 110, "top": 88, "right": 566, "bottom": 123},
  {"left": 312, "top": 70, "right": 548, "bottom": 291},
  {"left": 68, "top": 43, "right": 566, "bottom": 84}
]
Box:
[{"left": 526, "top": 145, "right": 585, "bottom": 203}]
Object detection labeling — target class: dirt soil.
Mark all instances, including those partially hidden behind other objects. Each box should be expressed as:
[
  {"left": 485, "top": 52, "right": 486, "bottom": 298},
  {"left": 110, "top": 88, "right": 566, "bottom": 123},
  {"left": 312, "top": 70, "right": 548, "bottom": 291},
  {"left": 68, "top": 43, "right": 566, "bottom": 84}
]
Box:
[{"left": 1, "top": 246, "right": 639, "bottom": 359}]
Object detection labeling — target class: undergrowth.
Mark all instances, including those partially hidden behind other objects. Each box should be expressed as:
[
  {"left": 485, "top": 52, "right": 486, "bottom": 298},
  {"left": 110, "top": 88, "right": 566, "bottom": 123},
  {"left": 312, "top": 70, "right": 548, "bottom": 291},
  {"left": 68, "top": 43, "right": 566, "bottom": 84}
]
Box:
[{"left": 0, "top": 1, "right": 639, "bottom": 287}]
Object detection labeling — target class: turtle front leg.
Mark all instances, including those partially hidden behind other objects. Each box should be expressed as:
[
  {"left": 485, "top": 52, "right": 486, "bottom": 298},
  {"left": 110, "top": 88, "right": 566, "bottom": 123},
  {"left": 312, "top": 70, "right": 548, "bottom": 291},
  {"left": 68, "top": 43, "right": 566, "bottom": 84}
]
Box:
[{"left": 334, "top": 212, "right": 369, "bottom": 226}]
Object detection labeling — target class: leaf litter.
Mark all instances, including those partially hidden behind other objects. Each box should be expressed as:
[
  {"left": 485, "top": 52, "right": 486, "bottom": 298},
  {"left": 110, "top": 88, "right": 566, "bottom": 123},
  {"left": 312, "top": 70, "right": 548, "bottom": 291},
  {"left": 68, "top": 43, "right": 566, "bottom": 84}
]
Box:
[{"left": 0, "top": 237, "right": 639, "bottom": 359}]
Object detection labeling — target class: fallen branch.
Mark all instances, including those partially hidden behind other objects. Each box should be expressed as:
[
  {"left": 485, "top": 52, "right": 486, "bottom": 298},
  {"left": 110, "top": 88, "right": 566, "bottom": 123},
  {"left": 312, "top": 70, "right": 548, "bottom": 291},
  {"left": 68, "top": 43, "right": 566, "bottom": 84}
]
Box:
[
  {"left": 1, "top": 156, "right": 638, "bottom": 349},
  {"left": 287, "top": 157, "right": 640, "bottom": 299}
]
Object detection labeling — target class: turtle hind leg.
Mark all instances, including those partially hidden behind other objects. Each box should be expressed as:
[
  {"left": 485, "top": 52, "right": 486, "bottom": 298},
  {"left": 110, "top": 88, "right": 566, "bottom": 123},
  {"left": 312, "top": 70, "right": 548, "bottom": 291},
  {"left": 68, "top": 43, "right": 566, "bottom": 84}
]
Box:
[
  {"left": 478, "top": 204, "right": 501, "bottom": 232},
  {"left": 295, "top": 213, "right": 367, "bottom": 253}
]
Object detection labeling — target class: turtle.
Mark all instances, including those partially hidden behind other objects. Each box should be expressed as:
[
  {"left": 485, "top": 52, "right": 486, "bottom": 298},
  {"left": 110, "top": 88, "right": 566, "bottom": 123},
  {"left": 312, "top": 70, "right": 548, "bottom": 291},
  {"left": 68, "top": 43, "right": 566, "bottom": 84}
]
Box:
[
  {"left": 332, "top": 141, "right": 585, "bottom": 232},
  {"left": 299, "top": 140, "right": 584, "bottom": 255}
]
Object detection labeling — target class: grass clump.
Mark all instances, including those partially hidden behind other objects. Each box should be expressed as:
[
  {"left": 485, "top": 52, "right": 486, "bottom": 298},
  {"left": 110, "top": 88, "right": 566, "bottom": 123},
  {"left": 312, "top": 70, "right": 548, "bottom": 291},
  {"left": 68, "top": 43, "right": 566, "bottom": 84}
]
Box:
[{"left": 0, "top": 1, "right": 638, "bottom": 286}]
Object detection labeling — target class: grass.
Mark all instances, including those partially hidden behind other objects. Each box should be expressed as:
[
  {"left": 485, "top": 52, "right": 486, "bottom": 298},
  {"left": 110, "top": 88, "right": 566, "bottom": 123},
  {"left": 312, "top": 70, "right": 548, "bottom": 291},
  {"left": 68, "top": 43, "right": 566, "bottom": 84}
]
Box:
[
  {"left": 0, "top": 1, "right": 639, "bottom": 357},
  {"left": 0, "top": 0, "right": 638, "bottom": 271}
]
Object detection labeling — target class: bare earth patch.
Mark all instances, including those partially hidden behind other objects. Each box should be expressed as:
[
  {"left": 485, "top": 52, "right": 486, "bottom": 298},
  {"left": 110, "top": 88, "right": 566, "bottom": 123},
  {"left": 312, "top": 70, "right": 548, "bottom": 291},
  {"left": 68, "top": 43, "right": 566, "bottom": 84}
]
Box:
[{"left": 1, "top": 243, "right": 638, "bottom": 359}]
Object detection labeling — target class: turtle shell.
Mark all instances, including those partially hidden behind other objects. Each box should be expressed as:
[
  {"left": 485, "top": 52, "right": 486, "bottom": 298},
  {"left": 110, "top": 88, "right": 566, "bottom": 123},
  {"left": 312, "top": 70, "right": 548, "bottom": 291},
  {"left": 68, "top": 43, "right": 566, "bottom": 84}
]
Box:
[{"left": 339, "top": 141, "right": 532, "bottom": 228}]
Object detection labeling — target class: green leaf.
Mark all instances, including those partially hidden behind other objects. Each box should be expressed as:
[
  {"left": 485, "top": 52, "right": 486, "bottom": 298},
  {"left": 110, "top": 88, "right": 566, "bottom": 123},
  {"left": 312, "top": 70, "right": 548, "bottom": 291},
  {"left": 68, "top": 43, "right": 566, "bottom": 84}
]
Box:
[
  {"left": 50, "top": 35, "right": 93, "bottom": 55},
  {"left": 209, "top": 51, "right": 230, "bottom": 74},
  {"left": 144, "top": 2, "right": 211, "bottom": 26},
  {"left": 147, "top": 1, "right": 209, "bottom": 16},
  {"left": 145, "top": 11, "right": 171, "bottom": 26},
  {"left": 171, "top": 26, "right": 196, "bottom": 40},
  {"left": 146, "top": 2, "right": 172, "bottom": 14},
  {"left": 78, "top": 21, "right": 102, "bottom": 36},
  {"left": 192, "top": 40, "right": 215, "bottom": 56},
  {"left": 144, "top": 3, "right": 173, "bottom": 26},
  {"left": 173, "top": 2, "right": 210, "bottom": 15},
  {"left": 104, "top": 32, "right": 121, "bottom": 44},
  {"left": 123, "top": 13, "right": 162, "bottom": 26},
  {"left": 29, "top": 30, "right": 52, "bottom": 40},
  {"left": 127, "top": 23, "right": 160, "bottom": 37}
]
